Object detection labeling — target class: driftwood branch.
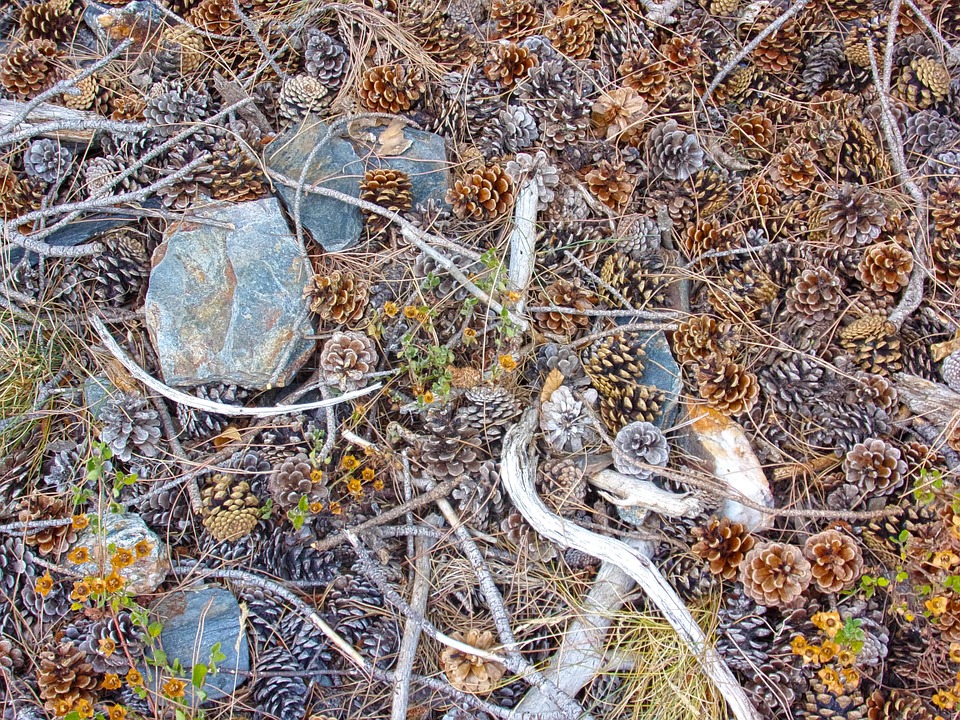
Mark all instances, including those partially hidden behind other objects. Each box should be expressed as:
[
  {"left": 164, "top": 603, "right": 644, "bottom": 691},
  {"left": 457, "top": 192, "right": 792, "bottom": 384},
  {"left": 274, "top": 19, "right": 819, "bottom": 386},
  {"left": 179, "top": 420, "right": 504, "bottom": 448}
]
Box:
[{"left": 588, "top": 469, "right": 705, "bottom": 517}]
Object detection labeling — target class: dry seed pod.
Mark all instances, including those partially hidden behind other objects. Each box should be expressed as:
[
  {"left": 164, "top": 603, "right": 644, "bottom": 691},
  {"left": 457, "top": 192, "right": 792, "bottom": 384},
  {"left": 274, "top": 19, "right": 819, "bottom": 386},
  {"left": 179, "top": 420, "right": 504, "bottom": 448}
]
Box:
[
  {"left": 307, "top": 270, "right": 368, "bottom": 325},
  {"left": 584, "top": 161, "right": 633, "bottom": 210}
]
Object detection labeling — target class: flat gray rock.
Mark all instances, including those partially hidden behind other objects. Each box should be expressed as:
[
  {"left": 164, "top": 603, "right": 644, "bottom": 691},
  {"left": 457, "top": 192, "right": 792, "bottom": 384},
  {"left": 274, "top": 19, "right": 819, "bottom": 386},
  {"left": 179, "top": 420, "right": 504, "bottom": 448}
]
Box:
[
  {"left": 144, "top": 197, "right": 315, "bottom": 390},
  {"left": 146, "top": 585, "right": 249, "bottom": 707},
  {"left": 68, "top": 511, "right": 169, "bottom": 594}
]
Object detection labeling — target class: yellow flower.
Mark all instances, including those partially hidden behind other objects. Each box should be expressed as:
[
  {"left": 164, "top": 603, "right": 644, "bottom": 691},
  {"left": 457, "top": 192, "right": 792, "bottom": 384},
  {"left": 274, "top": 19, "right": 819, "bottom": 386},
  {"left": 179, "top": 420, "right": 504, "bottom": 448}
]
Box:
[
  {"left": 72, "top": 514, "right": 89, "bottom": 531},
  {"left": 499, "top": 354, "right": 517, "bottom": 372},
  {"left": 102, "top": 673, "right": 122, "bottom": 690},
  {"left": 98, "top": 637, "right": 117, "bottom": 658},
  {"left": 126, "top": 668, "right": 144, "bottom": 687},
  {"left": 837, "top": 650, "right": 856, "bottom": 667},
  {"left": 51, "top": 698, "right": 73, "bottom": 716},
  {"left": 75, "top": 698, "right": 94, "bottom": 719},
  {"left": 329, "top": 501, "right": 342, "bottom": 515},
  {"left": 372, "top": 479, "right": 385, "bottom": 491},
  {"left": 111, "top": 547, "right": 135, "bottom": 569},
  {"left": 309, "top": 501, "right": 324, "bottom": 513},
  {"left": 134, "top": 539, "right": 153, "bottom": 558},
  {"left": 841, "top": 668, "right": 860, "bottom": 688},
  {"left": 790, "top": 635, "right": 808, "bottom": 655},
  {"left": 341, "top": 455, "right": 360, "bottom": 471},
  {"left": 505, "top": 290, "right": 522, "bottom": 304},
  {"left": 347, "top": 477, "right": 363, "bottom": 495},
  {"left": 801, "top": 645, "right": 821, "bottom": 665},
  {"left": 415, "top": 309, "right": 430, "bottom": 324},
  {"left": 163, "top": 678, "right": 188, "bottom": 698},
  {"left": 361, "top": 467, "right": 375, "bottom": 481},
  {"left": 88, "top": 577, "right": 105, "bottom": 595},
  {"left": 933, "top": 690, "right": 958, "bottom": 710},
  {"left": 383, "top": 301, "right": 399, "bottom": 318},
  {"left": 812, "top": 611, "right": 842, "bottom": 638},
  {"left": 71, "top": 580, "right": 91, "bottom": 602},
  {"left": 462, "top": 327, "right": 477, "bottom": 345},
  {"left": 67, "top": 547, "right": 90, "bottom": 564},
  {"left": 933, "top": 551, "right": 960, "bottom": 569},
  {"left": 819, "top": 640, "right": 839, "bottom": 663},
  {"left": 951, "top": 643, "right": 960, "bottom": 664},
  {"left": 35, "top": 573, "right": 53, "bottom": 597},
  {"left": 107, "top": 705, "right": 127, "bottom": 720},
  {"left": 421, "top": 391, "right": 435, "bottom": 404},
  {"left": 817, "top": 667, "right": 843, "bottom": 695},
  {"left": 105, "top": 571, "right": 125, "bottom": 594},
  {"left": 403, "top": 306, "right": 418, "bottom": 319},
  {"left": 310, "top": 468, "right": 324, "bottom": 483},
  {"left": 927, "top": 596, "right": 949, "bottom": 617}
]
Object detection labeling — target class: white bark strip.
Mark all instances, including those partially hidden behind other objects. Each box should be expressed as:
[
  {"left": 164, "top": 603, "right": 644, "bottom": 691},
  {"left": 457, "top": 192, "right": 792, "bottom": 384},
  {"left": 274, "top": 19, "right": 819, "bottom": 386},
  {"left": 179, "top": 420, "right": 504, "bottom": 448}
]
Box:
[
  {"left": 508, "top": 178, "right": 539, "bottom": 309},
  {"left": 589, "top": 469, "right": 705, "bottom": 517},
  {"left": 501, "top": 409, "right": 761, "bottom": 720}
]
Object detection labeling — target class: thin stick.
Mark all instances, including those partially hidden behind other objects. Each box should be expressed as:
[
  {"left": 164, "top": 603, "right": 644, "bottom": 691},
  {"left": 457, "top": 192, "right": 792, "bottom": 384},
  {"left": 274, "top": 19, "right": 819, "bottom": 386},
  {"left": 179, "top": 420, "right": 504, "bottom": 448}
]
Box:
[{"left": 903, "top": 0, "right": 960, "bottom": 65}]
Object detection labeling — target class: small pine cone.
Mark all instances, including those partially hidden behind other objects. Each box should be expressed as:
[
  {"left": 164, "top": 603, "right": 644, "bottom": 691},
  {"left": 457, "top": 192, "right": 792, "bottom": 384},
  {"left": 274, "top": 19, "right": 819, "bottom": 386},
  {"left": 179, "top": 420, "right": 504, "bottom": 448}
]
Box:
[
  {"left": 489, "top": 0, "right": 540, "bottom": 39},
  {"left": 77, "top": 611, "right": 143, "bottom": 673},
  {"left": 770, "top": 141, "right": 818, "bottom": 196},
  {"left": 319, "top": 331, "right": 378, "bottom": 390},
  {"left": 0, "top": 39, "right": 60, "bottom": 99},
  {"left": 802, "top": 35, "right": 843, "bottom": 94},
  {"left": 208, "top": 137, "right": 268, "bottom": 202},
  {"left": 144, "top": 82, "right": 209, "bottom": 134},
  {"left": 420, "top": 420, "right": 483, "bottom": 482},
  {"left": 78, "top": 227, "right": 150, "bottom": 307},
  {"left": 36, "top": 643, "right": 99, "bottom": 717},
  {"left": 18, "top": 495, "right": 75, "bottom": 556},
  {"left": 646, "top": 119, "right": 704, "bottom": 182},
  {"left": 483, "top": 105, "right": 539, "bottom": 157},
  {"left": 679, "top": 218, "right": 729, "bottom": 261},
  {"left": 538, "top": 457, "right": 586, "bottom": 514},
  {"left": 156, "top": 141, "right": 213, "bottom": 210},
  {"left": 440, "top": 629, "right": 506, "bottom": 695},
  {"left": 691, "top": 517, "right": 755, "bottom": 580},
  {"left": 501, "top": 509, "right": 557, "bottom": 561},
  {"left": 591, "top": 86, "right": 647, "bottom": 145},
  {"left": 307, "top": 270, "right": 368, "bottom": 325},
  {"left": 906, "top": 109, "right": 960, "bottom": 156},
  {"left": 728, "top": 110, "right": 774, "bottom": 160},
  {"left": 747, "top": 9, "right": 802, "bottom": 74},
  {"left": 358, "top": 64, "right": 424, "bottom": 113},
  {"left": 484, "top": 41, "right": 537, "bottom": 88},
  {"left": 279, "top": 74, "right": 330, "bottom": 121},
  {"left": 268, "top": 452, "right": 326, "bottom": 510},
  {"left": 360, "top": 168, "right": 413, "bottom": 234},
  {"left": 931, "top": 177, "right": 960, "bottom": 244},
  {"left": 696, "top": 355, "right": 759, "bottom": 416},
  {"left": 671, "top": 315, "right": 739, "bottom": 366},
  {"left": 544, "top": 3, "right": 595, "bottom": 60},
  {"left": 599, "top": 382, "right": 665, "bottom": 431},
  {"left": 803, "top": 529, "right": 863, "bottom": 594},
  {"left": 23, "top": 138, "right": 72, "bottom": 184},
  {"left": 20, "top": 0, "right": 78, "bottom": 43},
  {"left": 739, "top": 541, "right": 811, "bottom": 607},
  {"left": 843, "top": 437, "right": 907, "bottom": 496},
  {"left": 61, "top": 72, "right": 98, "bottom": 111},
  {"left": 540, "top": 385, "right": 598, "bottom": 453},
  {"left": 201, "top": 473, "right": 261, "bottom": 542},
  {"left": 155, "top": 25, "right": 205, "bottom": 76},
  {"left": 584, "top": 161, "right": 633, "bottom": 211},
  {"left": 99, "top": 393, "right": 162, "bottom": 462},
  {"left": 893, "top": 57, "right": 951, "bottom": 109},
  {"left": 612, "top": 421, "right": 669, "bottom": 479},
  {"left": 856, "top": 243, "right": 914, "bottom": 293},
  {"left": 533, "top": 278, "right": 597, "bottom": 338},
  {"left": 303, "top": 30, "right": 349, "bottom": 89},
  {"left": 187, "top": 0, "right": 240, "bottom": 34},
  {"left": 456, "top": 385, "right": 520, "bottom": 442},
  {"left": 446, "top": 163, "right": 515, "bottom": 220},
  {"left": 583, "top": 331, "right": 646, "bottom": 389},
  {"left": 619, "top": 50, "right": 670, "bottom": 103},
  {"left": 801, "top": 680, "right": 867, "bottom": 720},
  {"left": 942, "top": 351, "right": 960, "bottom": 392},
  {"left": 784, "top": 267, "right": 843, "bottom": 325},
  {"left": 759, "top": 352, "right": 830, "bottom": 414},
  {"left": 822, "top": 183, "right": 888, "bottom": 246},
  {"left": 838, "top": 315, "right": 903, "bottom": 376}
]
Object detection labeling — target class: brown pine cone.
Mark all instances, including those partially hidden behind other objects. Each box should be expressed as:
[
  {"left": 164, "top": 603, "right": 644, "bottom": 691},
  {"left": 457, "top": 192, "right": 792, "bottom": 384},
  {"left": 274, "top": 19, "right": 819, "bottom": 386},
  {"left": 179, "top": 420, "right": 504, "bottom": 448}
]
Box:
[
  {"left": 619, "top": 50, "right": 669, "bottom": 103},
  {"left": 61, "top": 72, "right": 97, "bottom": 110},
  {"left": 933, "top": 232, "right": 960, "bottom": 287},
  {"left": 36, "top": 643, "right": 99, "bottom": 717},
  {"left": 533, "top": 279, "right": 597, "bottom": 338},
  {"left": 824, "top": 0, "right": 874, "bottom": 20},
  {"left": 544, "top": 3, "right": 595, "bottom": 60},
  {"left": 484, "top": 41, "right": 537, "bottom": 88},
  {"left": 18, "top": 495, "right": 76, "bottom": 556},
  {"left": 420, "top": 421, "right": 483, "bottom": 482},
  {"left": 538, "top": 457, "right": 586, "bottom": 515},
  {"left": 201, "top": 473, "right": 261, "bottom": 542},
  {"left": 822, "top": 183, "right": 888, "bottom": 247},
  {"left": 358, "top": 64, "right": 424, "bottom": 113},
  {"left": 447, "top": 163, "right": 515, "bottom": 220},
  {"left": 893, "top": 57, "right": 951, "bottom": 109},
  {"left": 268, "top": 452, "right": 326, "bottom": 510},
  {"left": 931, "top": 178, "right": 960, "bottom": 242},
  {"left": 770, "top": 141, "right": 818, "bottom": 196},
  {"left": 319, "top": 331, "right": 378, "bottom": 390},
  {"left": 803, "top": 529, "right": 863, "bottom": 593},
  {"left": 728, "top": 110, "right": 774, "bottom": 160},
  {"left": 307, "top": 270, "right": 368, "bottom": 325},
  {"left": 680, "top": 218, "right": 730, "bottom": 260},
  {"left": 696, "top": 355, "right": 759, "bottom": 416},
  {"left": 739, "top": 541, "right": 812, "bottom": 607},
  {"left": 743, "top": 175, "right": 782, "bottom": 212},
  {"left": 208, "top": 138, "right": 269, "bottom": 202},
  {"left": 187, "top": 0, "right": 240, "bottom": 33},
  {"left": 598, "top": 382, "right": 664, "bottom": 431},
  {"left": 746, "top": 8, "right": 802, "bottom": 74},
  {"left": 671, "top": 315, "right": 739, "bottom": 366},
  {"left": 0, "top": 39, "right": 61, "bottom": 99},
  {"left": 440, "top": 629, "right": 505, "bottom": 694},
  {"left": 839, "top": 314, "right": 903, "bottom": 376},
  {"left": 489, "top": 0, "right": 541, "bottom": 39},
  {"left": 661, "top": 36, "right": 701, "bottom": 72},
  {"left": 20, "top": 0, "right": 79, "bottom": 43},
  {"left": 582, "top": 331, "right": 646, "bottom": 389},
  {"left": 784, "top": 267, "right": 843, "bottom": 324},
  {"left": 691, "top": 517, "right": 755, "bottom": 580},
  {"left": 598, "top": 251, "right": 665, "bottom": 308},
  {"left": 856, "top": 243, "right": 914, "bottom": 294},
  {"left": 590, "top": 87, "right": 647, "bottom": 145},
  {"left": 584, "top": 161, "right": 633, "bottom": 210},
  {"left": 360, "top": 167, "right": 413, "bottom": 234},
  {"left": 843, "top": 437, "right": 907, "bottom": 495}
]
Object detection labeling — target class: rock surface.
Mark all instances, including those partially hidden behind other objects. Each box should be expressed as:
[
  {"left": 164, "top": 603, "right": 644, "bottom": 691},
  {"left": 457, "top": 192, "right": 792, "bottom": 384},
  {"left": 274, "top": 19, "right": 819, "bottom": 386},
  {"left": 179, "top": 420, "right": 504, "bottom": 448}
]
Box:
[
  {"left": 144, "top": 198, "right": 315, "bottom": 390},
  {"left": 145, "top": 585, "right": 249, "bottom": 707},
  {"left": 69, "top": 511, "right": 169, "bottom": 594},
  {"left": 362, "top": 123, "right": 451, "bottom": 209},
  {"left": 631, "top": 330, "right": 683, "bottom": 429}
]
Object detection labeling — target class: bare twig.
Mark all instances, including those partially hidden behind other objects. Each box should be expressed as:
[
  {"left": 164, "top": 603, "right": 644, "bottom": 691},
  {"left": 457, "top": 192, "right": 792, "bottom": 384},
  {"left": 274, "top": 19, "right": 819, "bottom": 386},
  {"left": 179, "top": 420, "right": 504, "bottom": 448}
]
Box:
[{"left": 903, "top": 0, "right": 960, "bottom": 65}]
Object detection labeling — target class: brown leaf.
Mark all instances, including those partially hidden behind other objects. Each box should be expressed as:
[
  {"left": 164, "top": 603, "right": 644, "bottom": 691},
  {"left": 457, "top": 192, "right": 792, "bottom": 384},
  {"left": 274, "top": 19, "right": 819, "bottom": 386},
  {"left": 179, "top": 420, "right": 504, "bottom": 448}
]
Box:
[
  {"left": 540, "top": 368, "right": 564, "bottom": 404},
  {"left": 213, "top": 426, "right": 243, "bottom": 448},
  {"left": 378, "top": 118, "right": 413, "bottom": 155}
]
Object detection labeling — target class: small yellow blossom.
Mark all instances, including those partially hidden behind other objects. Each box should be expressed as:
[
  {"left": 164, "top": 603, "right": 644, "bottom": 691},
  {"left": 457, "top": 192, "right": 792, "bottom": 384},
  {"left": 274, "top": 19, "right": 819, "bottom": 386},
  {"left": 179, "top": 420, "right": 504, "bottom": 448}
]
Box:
[
  {"left": 35, "top": 573, "right": 53, "bottom": 597},
  {"left": 67, "top": 547, "right": 90, "bottom": 564},
  {"left": 499, "top": 354, "right": 517, "bottom": 372},
  {"left": 347, "top": 477, "right": 363, "bottom": 495},
  {"left": 71, "top": 580, "right": 91, "bottom": 602},
  {"left": 98, "top": 637, "right": 117, "bottom": 658},
  {"left": 111, "top": 547, "right": 135, "bottom": 569},
  {"left": 812, "top": 611, "right": 842, "bottom": 638},
  {"left": 126, "top": 668, "right": 144, "bottom": 687},
  {"left": 107, "top": 705, "right": 127, "bottom": 720},
  {"left": 342, "top": 455, "right": 360, "bottom": 471},
  {"left": 88, "top": 577, "right": 105, "bottom": 595},
  {"left": 330, "top": 501, "right": 342, "bottom": 515},
  {"left": 790, "top": 635, "right": 808, "bottom": 655},
  {"left": 801, "top": 645, "right": 821, "bottom": 665},
  {"left": 134, "top": 539, "right": 153, "bottom": 558},
  {"left": 361, "top": 467, "right": 375, "bottom": 481},
  {"left": 933, "top": 690, "right": 958, "bottom": 710},
  {"left": 462, "top": 327, "right": 477, "bottom": 345},
  {"left": 163, "top": 678, "right": 188, "bottom": 698},
  {"left": 841, "top": 668, "right": 859, "bottom": 688},
  {"left": 837, "top": 650, "right": 856, "bottom": 667},
  {"left": 421, "top": 391, "right": 435, "bottom": 404},
  {"left": 927, "top": 596, "right": 949, "bottom": 617},
  {"left": 951, "top": 643, "right": 960, "bottom": 664},
  {"left": 51, "top": 698, "right": 73, "bottom": 717},
  {"left": 403, "top": 306, "right": 418, "bottom": 320},
  {"left": 372, "top": 479, "right": 385, "bottom": 492},
  {"left": 309, "top": 501, "right": 324, "bottom": 514},
  {"left": 383, "top": 301, "right": 399, "bottom": 318},
  {"left": 819, "top": 640, "right": 839, "bottom": 663},
  {"left": 933, "top": 551, "right": 960, "bottom": 569},
  {"left": 72, "top": 514, "right": 89, "bottom": 531},
  {"left": 817, "top": 667, "right": 843, "bottom": 696},
  {"left": 103, "top": 673, "right": 122, "bottom": 690},
  {"left": 310, "top": 468, "right": 324, "bottom": 483},
  {"left": 75, "top": 699, "right": 94, "bottom": 719},
  {"left": 415, "top": 309, "right": 430, "bottom": 324},
  {"left": 505, "top": 290, "right": 522, "bottom": 304},
  {"left": 104, "top": 571, "right": 125, "bottom": 594}
]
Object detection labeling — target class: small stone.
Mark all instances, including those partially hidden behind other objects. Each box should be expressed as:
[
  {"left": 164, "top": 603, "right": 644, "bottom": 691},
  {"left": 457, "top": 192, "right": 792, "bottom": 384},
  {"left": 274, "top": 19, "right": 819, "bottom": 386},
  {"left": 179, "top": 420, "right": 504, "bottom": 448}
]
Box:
[
  {"left": 145, "top": 585, "right": 249, "bottom": 707},
  {"left": 144, "top": 197, "right": 315, "bottom": 390},
  {"left": 68, "top": 511, "right": 169, "bottom": 594}
]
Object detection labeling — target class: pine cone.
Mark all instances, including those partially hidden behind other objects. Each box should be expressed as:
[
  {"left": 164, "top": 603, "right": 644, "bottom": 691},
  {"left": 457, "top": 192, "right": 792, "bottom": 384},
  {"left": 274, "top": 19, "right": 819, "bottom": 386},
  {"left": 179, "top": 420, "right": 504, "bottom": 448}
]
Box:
[
  {"left": 489, "top": 0, "right": 540, "bottom": 39},
  {"left": 540, "top": 385, "right": 598, "bottom": 453},
  {"left": 484, "top": 41, "right": 537, "bottom": 88},
  {"left": 156, "top": 141, "right": 212, "bottom": 209},
  {"left": 758, "top": 352, "right": 830, "bottom": 414},
  {"left": 501, "top": 509, "right": 557, "bottom": 561},
  {"left": 187, "top": 0, "right": 240, "bottom": 34},
  {"left": 691, "top": 517, "right": 755, "bottom": 580},
  {"left": 931, "top": 178, "right": 960, "bottom": 250},
  {"left": 894, "top": 57, "right": 951, "bottom": 109},
  {"left": 671, "top": 315, "right": 739, "bottom": 366},
  {"left": 419, "top": 419, "right": 483, "bottom": 482},
  {"left": 537, "top": 458, "right": 585, "bottom": 515},
  {"left": 838, "top": 315, "right": 903, "bottom": 376},
  {"left": 20, "top": 0, "right": 78, "bottom": 43},
  {"left": 942, "top": 351, "right": 960, "bottom": 392},
  {"left": 440, "top": 629, "right": 505, "bottom": 695},
  {"left": 583, "top": 331, "right": 646, "bottom": 389},
  {"left": 843, "top": 437, "right": 907, "bottom": 496},
  {"left": 747, "top": 7, "right": 802, "bottom": 74},
  {"left": 447, "top": 163, "right": 514, "bottom": 220},
  {"left": 455, "top": 386, "right": 520, "bottom": 443},
  {"left": 544, "top": 3, "right": 595, "bottom": 59},
  {"left": 591, "top": 86, "right": 647, "bottom": 145},
  {"left": 802, "top": 35, "right": 843, "bottom": 94},
  {"left": 279, "top": 74, "right": 330, "bottom": 121},
  {"left": 208, "top": 137, "right": 269, "bottom": 202},
  {"left": 201, "top": 473, "right": 261, "bottom": 542},
  {"left": 584, "top": 161, "right": 633, "bottom": 211},
  {"left": 696, "top": 355, "right": 759, "bottom": 416},
  {"left": 18, "top": 494, "right": 75, "bottom": 556},
  {"left": 802, "top": 529, "right": 863, "bottom": 594},
  {"left": 740, "top": 541, "right": 812, "bottom": 607},
  {"left": 612, "top": 421, "right": 669, "bottom": 479},
  {"left": 360, "top": 168, "right": 413, "bottom": 234},
  {"left": 856, "top": 243, "right": 914, "bottom": 293},
  {"left": 143, "top": 82, "right": 209, "bottom": 134},
  {"left": 784, "top": 267, "right": 843, "bottom": 324},
  {"left": 358, "top": 64, "right": 424, "bottom": 113},
  {"left": 824, "top": 0, "right": 874, "bottom": 19},
  {"left": 307, "top": 270, "right": 368, "bottom": 325},
  {"left": 533, "top": 279, "right": 596, "bottom": 338},
  {"left": 539, "top": 96, "right": 591, "bottom": 151},
  {"left": 729, "top": 110, "right": 774, "bottom": 160},
  {"left": 0, "top": 39, "right": 60, "bottom": 99},
  {"left": 319, "top": 331, "right": 378, "bottom": 390},
  {"left": 98, "top": 394, "right": 162, "bottom": 462},
  {"left": 822, "top": 183, "right": 888, "bottom": 246},
  {"left": 176, "top": 383, "right": 246, "bottom": 440},
  {"left": 906, "top": 109, "right": 960, "bottom": 156},
  {"left": 267, "top": 452, "right": 326, "bottom": 510},
  {"left": 154, "top": 25, "right": 205, "bottom": 77},
  {"left": 36, "top": 643, "right": 98, "bottom": 717},
  {"left": 77, "top": 611, "right": 143, "bottom": 673},
  {"left": 646, "top": 119, "right": 704, "bottom": 182},
  {"left": 770, "top": 141, "right": 818, "bottom": 196},
  {"left": 801, "top": 679, "right": 866, "bottom": 720},
  {"left": 251, "top": 645, "right": 309, "bottom": 719},
  {"left": 23, "top": 138, "right": 72, "bottom": 184},
  {"left": 303, "top": 30, "right": 349, "bottom": 89}
]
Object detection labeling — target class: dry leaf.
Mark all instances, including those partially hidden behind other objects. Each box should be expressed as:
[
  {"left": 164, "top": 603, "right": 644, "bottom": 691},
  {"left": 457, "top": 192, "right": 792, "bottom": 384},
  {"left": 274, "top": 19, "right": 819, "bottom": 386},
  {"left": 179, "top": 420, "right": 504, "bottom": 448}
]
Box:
[
  {"left": 931, "top": 334, "right": 960, "bottom": 363},
  {"left": 378, "top": 118, "right": 413, "bottom": 155},
  {"left": 213, "top": 426, "right": 243, "bottom": 448},
  {"left": 540, "top": 368, "right": 564, "bottom": 404}
]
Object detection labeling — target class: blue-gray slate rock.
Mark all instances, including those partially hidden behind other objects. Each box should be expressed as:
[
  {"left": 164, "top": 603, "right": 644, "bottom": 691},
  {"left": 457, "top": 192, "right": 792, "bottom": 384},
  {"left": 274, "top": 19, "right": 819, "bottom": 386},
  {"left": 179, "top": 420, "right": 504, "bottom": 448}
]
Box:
[
  {"left": 363, "top": 123, "right": 451, "bottom": 209},
  {"left": 83, "top": 375, "right": 119, "bottom": 422},
  {"left": 264, "top": 118, "right": 365, "bottom": 253},
  {"left": 144, "top": 197, "right": 315, "bottom": 390},
  {"left": 145, "top": 585, "right": 249, "bottom": 708},
  {"left": 632, "top": 329, "right": 682, "bottom": 429}
]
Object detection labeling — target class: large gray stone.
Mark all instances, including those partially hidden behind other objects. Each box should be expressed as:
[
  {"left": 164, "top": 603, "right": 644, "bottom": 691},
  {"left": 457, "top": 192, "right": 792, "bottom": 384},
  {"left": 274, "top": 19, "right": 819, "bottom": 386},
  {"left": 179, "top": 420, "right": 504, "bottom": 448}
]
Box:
[
  {"left": 68, "top": 511, "right": 169, "bottom": 594},
  {"left": 144, "top": 198, "right": 315, "bottom": 390},
  {"left": 145, "top": 585, "right": 249, "bottom": 708},
  {"left": 264, "top": 119, "right": 365, "bottom": 253}
]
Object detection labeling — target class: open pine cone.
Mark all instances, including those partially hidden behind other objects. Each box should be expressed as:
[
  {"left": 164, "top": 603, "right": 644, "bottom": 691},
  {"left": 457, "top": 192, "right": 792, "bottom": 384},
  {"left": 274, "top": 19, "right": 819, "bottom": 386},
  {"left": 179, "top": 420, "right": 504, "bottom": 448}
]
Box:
[
  {"left": 671, "top": 315, "right": 740, "bottom": 366},
  {"left": 440, "top": 629, "right": 505, "bottom": 694},
  {"left": 308, "top": 271, "right": 368, "bottom": 325},
  {"left": 18, "top": 494, "right": 76, "bottom": 557},
  {"left": 696, "top": 355, "right": 759, "bottom": 416},
  {"left": 842, "top": 437, "right": 907, "bottom": 496},
  {"left": 691, "top": 517, "right": 755, "bottom": 580},
  {"left": 201, "top": 473, "right": 261, "bottom": 542},
  {"left": 36, "top": 643, "right": 99, "bottom": 717},
  {"left": 544, "top": 3, "right": 595, "bottom": 59},
  {"left": 533, "top": 279, "right": 596, "bottom": 338},
  {"left": 612, "top": 421, "right": 669, "bottom": 479},
  {"left": 821, "top": 183, "right": 888, "bottom": 247},
  {"left": 358, "top": 64, "right": 425, "bottom": 113},
  {"left": 489, "top": 0, "right": 541, "bottom": 39},
  {"left": 360, "top": 168, "right": 413, "bottom": 234},
  {"left": 803, "top": 529, "right": 863, "bottom": 593},
  {"left": 319, "top": 331, "right": 378, "bottom": 390},
  {"left": 584, "top": 161, "right": 633, "bottom": 210},
  {"left": 484, "top": 41, "right": 537, "bottom": 88},
  {"left": 740, "top": 541, "right": 812, "bottom": 607},
  {"left": 856, "top": 243, "right": 914, "bottom": 294},
  {"left": 447, "top": 163, "right": 515, "bottom": 220},
  {"left": 0, "top": 39, "right": 61, "bottom": 99},
  {"left": 838, "top": 315, "right": 903, "bottom": 376},
  {"left": 784, "top": 267, "right": 844, "bottom": 324}
]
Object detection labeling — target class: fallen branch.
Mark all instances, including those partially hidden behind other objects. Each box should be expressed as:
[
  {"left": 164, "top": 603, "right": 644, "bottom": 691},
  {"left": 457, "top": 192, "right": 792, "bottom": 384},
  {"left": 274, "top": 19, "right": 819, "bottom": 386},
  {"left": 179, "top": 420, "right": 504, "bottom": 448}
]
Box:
[{"left": 588, "top": 469, "right": 705, "bottom": 517}]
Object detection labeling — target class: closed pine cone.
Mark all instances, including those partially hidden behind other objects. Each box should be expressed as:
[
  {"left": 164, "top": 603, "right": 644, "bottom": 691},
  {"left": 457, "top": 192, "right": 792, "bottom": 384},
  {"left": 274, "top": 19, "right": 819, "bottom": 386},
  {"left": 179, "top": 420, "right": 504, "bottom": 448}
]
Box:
[
  {"left": 307, "top": 270, "right": 368, "bottom": 325},
  {"left": 358, "top": 64, "right": 424, "bottom": 113},
  {"left": 447, "top": 163, "right": 515, "bottom": 220},
  {"left": 803, "top": 529, "right": 863, "bottom": 593},
  {"left": 671, "top": 315, "right": 739, "bottom": 366},
  {"left": 583, "top": 331, "right": 646, "bottom": 389},
  {"left": 691, "top": 517, "right": 755, "bottom": 580},
  {"left": 360, "top": 168, "right": 413, "bottom": 234},
  {"left": 484, "top": 42, "right": 537, "bottom": 88},
  {"left": 584, "top": 161, "right": 633, "bottom": 210},
  {"left": 739, "top": 541, "right": 812, "bottom": 607},
  {"left": 0, "top": 39, "right": 61, "bottom": 99},
  {"left": 856, "top": 243, "right": 913, "bottom": 293},
  {"left": 533, "top": 279, "right": 596, "bottom": 338},
  {"left": 599, "top": 382, "right": 665, "bottom": 431},
  {"left": 201, "top": 474, "right": 261, "bottom": 542},
  {"left": 538, "top": 457, "right": 586, "bottom": 514},
  {"left": 696, "top": 355, "right": 759, "bottom": 416},
  {"left": 36, "top": 643, "right": 99, "bottom": 717},
  {"left": 440, "top": 629, "right": 505, "bottom": 694}
]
